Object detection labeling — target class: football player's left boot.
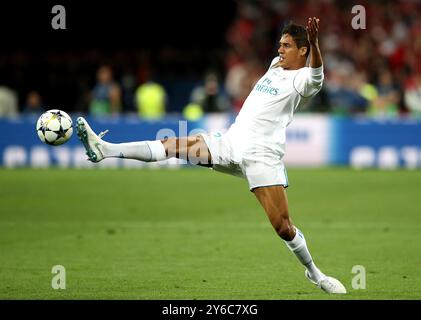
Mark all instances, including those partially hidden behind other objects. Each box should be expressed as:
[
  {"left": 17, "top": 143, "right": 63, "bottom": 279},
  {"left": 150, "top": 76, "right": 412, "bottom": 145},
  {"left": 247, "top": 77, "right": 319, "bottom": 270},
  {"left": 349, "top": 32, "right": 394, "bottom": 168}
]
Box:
[
  {"left": 305, "top": 270, "right": 347, "bottom": 294},
  {"left": 76, "top": 117, "right": 109, "bottom": 163}
]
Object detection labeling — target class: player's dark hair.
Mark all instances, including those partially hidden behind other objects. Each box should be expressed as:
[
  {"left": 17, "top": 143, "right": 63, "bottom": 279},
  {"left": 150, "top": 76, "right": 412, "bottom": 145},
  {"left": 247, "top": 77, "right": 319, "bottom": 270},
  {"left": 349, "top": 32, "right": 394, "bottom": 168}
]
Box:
[{"left": 281, "top": 23, "right": 310, "bottom": 58}]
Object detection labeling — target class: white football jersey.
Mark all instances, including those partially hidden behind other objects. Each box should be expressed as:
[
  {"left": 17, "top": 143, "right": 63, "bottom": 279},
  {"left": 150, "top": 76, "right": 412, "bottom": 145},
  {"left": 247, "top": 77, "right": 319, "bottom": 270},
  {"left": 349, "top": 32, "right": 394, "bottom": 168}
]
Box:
[{"left": 226, "top": 57, "right": 324, "bottom": 164}]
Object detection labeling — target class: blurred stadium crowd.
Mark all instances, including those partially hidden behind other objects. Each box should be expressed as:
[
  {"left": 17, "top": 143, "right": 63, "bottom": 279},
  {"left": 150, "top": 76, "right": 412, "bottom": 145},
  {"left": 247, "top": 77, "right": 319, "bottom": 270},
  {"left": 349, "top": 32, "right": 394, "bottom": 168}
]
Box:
[{"left": 0, "top": 0, "right": 420, "bottom": 119}]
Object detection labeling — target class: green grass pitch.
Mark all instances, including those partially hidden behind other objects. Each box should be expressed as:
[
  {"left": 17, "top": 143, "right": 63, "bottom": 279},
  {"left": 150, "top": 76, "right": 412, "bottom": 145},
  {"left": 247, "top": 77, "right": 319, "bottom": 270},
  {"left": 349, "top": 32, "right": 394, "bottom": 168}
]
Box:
[{"left": 1, "top": 167, "right": 420, "bottom": 299}]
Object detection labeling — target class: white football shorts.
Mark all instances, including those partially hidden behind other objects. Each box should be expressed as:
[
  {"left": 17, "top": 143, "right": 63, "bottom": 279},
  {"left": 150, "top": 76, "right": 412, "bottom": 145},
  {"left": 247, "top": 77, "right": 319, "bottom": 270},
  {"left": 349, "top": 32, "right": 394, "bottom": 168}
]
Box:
[{"left": 199, "top": 132, "right": 289, "bottom": 191}]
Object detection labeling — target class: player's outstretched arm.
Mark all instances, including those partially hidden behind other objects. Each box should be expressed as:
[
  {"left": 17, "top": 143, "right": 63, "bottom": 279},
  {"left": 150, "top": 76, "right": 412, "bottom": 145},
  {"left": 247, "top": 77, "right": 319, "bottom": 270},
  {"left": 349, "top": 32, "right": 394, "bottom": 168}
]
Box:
[{"left": 306, "top": 17, "right": 323, "bottom": 68}]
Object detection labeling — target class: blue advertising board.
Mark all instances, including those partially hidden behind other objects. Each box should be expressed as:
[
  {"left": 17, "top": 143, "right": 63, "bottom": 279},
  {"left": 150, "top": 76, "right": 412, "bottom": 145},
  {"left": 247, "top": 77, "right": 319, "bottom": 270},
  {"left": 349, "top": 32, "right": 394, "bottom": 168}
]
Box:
[
  {"left": 330, "top": 117, "right": 421, "bottom": 168},
  {"left": 1, "top": 114, "right": 421, "bottom": 168},
  {"left": 0, "top": 115, "right": 204, "bottom": 168}
]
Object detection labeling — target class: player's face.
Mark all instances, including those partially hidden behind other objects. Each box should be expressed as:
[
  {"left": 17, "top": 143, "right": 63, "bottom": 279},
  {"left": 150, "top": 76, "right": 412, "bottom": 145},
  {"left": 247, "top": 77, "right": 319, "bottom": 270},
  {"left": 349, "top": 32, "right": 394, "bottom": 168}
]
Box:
[{"left": 277, "top": 34, "right": 305, "bottom": 70}]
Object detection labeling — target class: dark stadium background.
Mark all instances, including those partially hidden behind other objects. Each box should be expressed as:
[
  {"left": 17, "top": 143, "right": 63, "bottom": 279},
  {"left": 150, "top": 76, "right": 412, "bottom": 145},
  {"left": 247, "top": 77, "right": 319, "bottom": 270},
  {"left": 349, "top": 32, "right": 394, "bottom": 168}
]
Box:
[{"left": 0, "top": 0, "right": 237, "bottom": 112}]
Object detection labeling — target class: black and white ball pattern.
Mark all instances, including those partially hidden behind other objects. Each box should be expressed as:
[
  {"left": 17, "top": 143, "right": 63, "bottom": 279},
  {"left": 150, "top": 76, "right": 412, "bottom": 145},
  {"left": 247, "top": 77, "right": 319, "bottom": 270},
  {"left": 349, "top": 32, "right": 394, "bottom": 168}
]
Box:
[{"left": 36, "top": 109, "right": 73, "bottom": 146}]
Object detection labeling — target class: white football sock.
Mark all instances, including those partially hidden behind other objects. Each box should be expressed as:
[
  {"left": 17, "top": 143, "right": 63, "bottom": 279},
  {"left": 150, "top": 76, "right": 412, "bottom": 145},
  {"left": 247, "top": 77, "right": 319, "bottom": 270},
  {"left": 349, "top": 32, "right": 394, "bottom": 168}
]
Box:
[
  {"left": 285, "top": 227, "right": 325, "bottom": 282},
  {"left": 101, "top": 140, "right": 167, "bottom": 162}
]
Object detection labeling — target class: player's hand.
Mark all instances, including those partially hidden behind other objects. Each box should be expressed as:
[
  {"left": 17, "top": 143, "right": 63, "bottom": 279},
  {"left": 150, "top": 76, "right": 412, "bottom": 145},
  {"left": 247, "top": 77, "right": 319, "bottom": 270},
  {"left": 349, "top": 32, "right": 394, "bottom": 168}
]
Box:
[{"left": 306, "top": 17, "right": 320, "bottom": 46}]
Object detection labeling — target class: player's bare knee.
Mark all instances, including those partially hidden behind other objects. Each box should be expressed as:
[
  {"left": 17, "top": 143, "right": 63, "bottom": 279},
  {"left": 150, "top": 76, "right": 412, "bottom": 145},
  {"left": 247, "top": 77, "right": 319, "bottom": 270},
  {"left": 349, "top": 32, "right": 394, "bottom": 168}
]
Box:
[
  {"left": 161, "top": 137, "right": 178, "bottom": 158},
  {"left": 274, "top": 218, "right": 295, "bottom": 241},
  {"left": 187, "top": 135, "right": 211, "bottom": 165}
]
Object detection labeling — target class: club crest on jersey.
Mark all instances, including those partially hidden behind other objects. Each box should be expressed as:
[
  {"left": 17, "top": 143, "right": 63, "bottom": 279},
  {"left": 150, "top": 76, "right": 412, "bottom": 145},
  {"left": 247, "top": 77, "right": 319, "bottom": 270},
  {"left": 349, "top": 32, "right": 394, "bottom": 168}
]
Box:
[{"left": 254, "top": 77, "right": 279, "bottom": 96}]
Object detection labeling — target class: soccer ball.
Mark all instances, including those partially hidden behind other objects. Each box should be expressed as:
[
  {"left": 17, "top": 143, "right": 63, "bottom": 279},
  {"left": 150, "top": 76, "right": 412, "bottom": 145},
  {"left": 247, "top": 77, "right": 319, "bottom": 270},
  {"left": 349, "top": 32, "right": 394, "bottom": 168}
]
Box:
[{"left": 36, "top": 109, "right": 73, "bottom": 146}]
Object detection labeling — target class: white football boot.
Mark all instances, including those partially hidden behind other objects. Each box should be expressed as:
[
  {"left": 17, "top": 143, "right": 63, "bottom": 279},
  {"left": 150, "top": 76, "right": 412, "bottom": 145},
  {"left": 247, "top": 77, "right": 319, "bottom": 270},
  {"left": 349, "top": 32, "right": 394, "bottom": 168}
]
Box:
[
  {"left": 305, "top": 270, "right": 347, "bottom": 294},
  {"left": 76, "top": 117, "right": 109, "bottom": 163}
]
